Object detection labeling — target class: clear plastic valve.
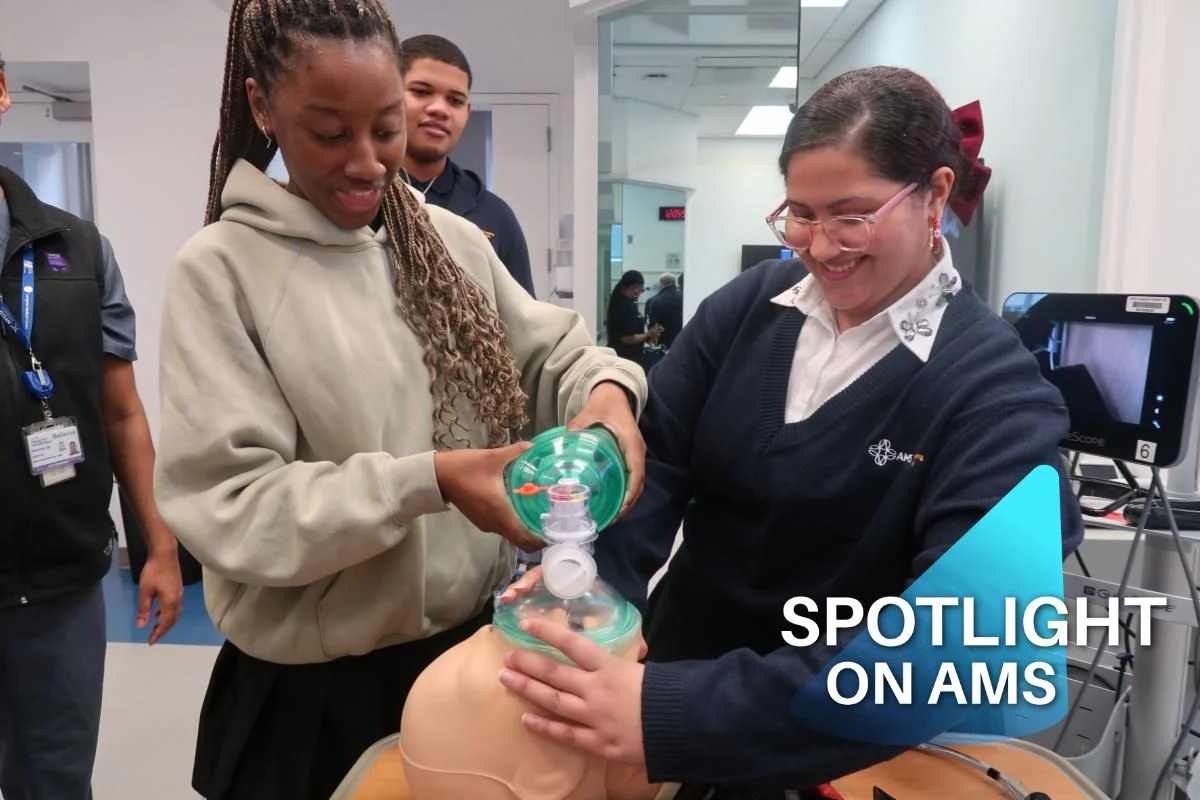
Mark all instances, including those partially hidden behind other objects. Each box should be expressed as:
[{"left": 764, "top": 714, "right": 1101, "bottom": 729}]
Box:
[
  {"left": 540, "top": 478, "right": 599, "bottom": 600},
  {"left": 493, "top": 473, "right": 642, "bottom": 660}
]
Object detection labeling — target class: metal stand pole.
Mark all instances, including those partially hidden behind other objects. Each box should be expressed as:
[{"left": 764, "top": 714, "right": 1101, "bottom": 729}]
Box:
[
  {"left": 1124, "top": 535, "right": 1198, "bottom": 800},
  {"left": 1121, "top": 354, "right": 1200, "bottom": 799}
]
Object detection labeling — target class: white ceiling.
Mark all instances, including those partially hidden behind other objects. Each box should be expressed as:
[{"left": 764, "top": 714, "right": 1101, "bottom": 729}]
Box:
[{"left": 606, "top": 0, "right": 885, "bottom": 137}]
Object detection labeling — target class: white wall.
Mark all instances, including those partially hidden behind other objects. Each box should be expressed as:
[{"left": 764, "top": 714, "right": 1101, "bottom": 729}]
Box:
[
  {"left": 388, "top": 0, "right": 573, "bottom": 93},
  {"left": 816, "top": 0, "right": 1118, "bottom": 306},
  {"left": 683, "top": 137, "right": 787, "bottom": 320},
  {"left": 1098, "top": 0, "right": 1200, "bottom": 298}
]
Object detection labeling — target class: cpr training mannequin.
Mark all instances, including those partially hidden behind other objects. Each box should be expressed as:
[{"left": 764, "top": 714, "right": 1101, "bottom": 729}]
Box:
[
  {"left": 399, "top": 479, "right": 675, "bottom": 800},
  {"left": 399, "top": 623, "right": 670, "bottom": 800}
]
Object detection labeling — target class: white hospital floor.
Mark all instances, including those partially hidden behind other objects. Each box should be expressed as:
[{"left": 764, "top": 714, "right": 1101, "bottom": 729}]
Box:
[
  {"left": 91, "top": 641, "right": 218, "bottom": 799},
  {"left": 1, "top": 555, "right": 222, "bottom": 800},
  {"left": 91, "top": 552, "right": 224, "bottom": 800}
]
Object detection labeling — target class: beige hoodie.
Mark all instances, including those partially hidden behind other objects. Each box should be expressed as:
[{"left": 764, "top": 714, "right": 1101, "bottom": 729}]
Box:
[{"left": 154, "top": 160, "right": 647, "bottom": 665}]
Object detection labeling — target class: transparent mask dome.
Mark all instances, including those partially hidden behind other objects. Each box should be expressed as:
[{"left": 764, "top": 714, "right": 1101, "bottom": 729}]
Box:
[
  {"left": 505, "top": 425, "right": 627, "bottom": 539},
  {"left": 494, "top": 477, "right": 641, "bottom": 663},
  {"left": 493, "top": 576, "right": 643, "bottom": 664}
]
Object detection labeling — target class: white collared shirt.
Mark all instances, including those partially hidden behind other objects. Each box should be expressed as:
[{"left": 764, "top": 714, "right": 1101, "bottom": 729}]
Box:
[{"left": 769, "top": 244, "right": 963, "bottom": 423}]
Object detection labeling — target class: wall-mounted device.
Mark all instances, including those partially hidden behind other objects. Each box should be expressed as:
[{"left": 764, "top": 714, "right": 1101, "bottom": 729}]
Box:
[
  {"left": 658, "top": 206, "right": 686, "bottom": 221},
  {"left": 1003, "top": 292, "right": 1200, "bottom": 467}
]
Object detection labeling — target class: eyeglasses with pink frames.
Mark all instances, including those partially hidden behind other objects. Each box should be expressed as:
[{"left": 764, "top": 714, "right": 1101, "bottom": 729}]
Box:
[{"left": 766, "top": 182, "right": 918, "bottom": 254}]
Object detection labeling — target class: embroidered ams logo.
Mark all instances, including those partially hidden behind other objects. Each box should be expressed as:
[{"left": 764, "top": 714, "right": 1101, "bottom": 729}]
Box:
[{"left": 868, "top": 438, "right": 925, "bottom": 467}]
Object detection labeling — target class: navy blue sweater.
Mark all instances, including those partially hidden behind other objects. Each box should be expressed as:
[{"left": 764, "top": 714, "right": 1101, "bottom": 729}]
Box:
[
  {"left": 404, "top": 160, "right": 536, "bottom": 297},
  {"left": 593, "top": 259, "right": 1085, "bottom": 789}
]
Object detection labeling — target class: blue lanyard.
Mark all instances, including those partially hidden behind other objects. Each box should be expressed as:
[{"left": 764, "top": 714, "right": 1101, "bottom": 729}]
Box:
[
  {"left": 0, "top": 247, "right": 35, "bottom": 348},
  {"left": 0, "top": 247, "right": 54, "bottom": 403}
]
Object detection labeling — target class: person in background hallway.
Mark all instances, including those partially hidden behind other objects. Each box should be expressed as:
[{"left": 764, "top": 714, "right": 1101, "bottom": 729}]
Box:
[
  {"left": 646, "top": 272, "right": 683, "bottom": 349},
  {"left": 498, "top": 66, "right": 1083, "bottom": 795},
  {"left": 152, "top": 3, "right": 647, "bottom": 799},
  {"left": 0, "top": 51, "right": 182, "bottom": 800},
  {"left": 606, "top": 269, "right": 662, "bottom": 367},
  {"left": 399, "top": 34, "right": 536, "bottom": 296}
]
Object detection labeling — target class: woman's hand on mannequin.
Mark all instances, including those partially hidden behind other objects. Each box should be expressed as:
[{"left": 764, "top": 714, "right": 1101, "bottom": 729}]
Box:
[
  {"left": 434, "top": 443, "right": 543, "bottom": 552},
  {"left": 568, "top": 381, "right": 646, "bottom": 517},
  {"left": 498, "top": 617, "right": 647, "bottom": 764}
]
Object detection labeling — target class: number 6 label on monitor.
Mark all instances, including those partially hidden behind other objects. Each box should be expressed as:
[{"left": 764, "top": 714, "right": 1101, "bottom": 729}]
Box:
[{"left": 1136, "top": 440, "right": 1158, "bottom": 463}]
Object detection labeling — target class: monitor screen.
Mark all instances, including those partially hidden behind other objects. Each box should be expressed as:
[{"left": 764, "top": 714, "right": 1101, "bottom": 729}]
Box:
[{"left": 1005, "top": 292, "right": 1200, "bottom": 467}]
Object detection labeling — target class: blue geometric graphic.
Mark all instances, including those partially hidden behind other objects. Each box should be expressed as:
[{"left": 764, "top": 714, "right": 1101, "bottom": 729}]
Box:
[{"left": 788, "top": 464, "right": 1068, "bottom": 746}]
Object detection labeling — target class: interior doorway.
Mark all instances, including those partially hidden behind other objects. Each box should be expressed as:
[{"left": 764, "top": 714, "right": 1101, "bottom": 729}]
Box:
[{"left": 467, "top": 95, "right": 558, "bottom": 301}]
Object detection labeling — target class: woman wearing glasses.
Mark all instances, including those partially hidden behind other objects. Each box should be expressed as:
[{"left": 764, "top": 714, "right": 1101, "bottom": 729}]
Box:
[{"left": 494, "top": 66, "right": 1084, "bottom": 795}]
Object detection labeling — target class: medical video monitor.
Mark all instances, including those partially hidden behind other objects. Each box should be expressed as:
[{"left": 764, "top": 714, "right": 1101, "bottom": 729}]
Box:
[{"left": 1003, "top": 292, "right": 1200, "bottom": 467}]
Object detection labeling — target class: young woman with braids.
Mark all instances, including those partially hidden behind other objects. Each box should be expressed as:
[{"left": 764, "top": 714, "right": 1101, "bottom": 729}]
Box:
[{"left": 152, "top": 1, "right": 647, "bottom": 797}]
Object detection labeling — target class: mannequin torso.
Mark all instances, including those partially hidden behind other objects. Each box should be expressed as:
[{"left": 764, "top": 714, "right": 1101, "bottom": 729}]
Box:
[{"left": 400, "top": 624, "right": 664, "bottom": 800}]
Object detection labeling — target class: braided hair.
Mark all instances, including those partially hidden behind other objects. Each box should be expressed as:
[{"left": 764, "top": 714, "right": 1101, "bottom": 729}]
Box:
[{"left": 207, "top": 0, "right": 529, "bottom": 449}]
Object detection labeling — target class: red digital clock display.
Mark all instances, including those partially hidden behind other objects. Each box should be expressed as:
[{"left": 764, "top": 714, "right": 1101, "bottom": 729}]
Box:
[{"left": 659, "top": 206, "right": 686, "bottom": 221}]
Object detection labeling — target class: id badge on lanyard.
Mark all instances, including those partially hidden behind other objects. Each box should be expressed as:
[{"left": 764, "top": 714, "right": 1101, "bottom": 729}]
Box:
[{"left": 1, "top": 247, "right": 85, "bottom": 487}]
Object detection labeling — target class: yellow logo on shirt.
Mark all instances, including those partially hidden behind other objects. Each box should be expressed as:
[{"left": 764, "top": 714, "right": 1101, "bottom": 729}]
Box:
[{"left": 482, "top": 230, "right": 496, "bottom": 239}]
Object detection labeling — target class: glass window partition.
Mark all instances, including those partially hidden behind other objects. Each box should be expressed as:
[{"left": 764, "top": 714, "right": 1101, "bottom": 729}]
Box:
[
  {"left": 595, "top": 0, "right": 804, "bottom": 332},
  {"left": 594, "top": 0, "right": 1117, "bottom": 320}
]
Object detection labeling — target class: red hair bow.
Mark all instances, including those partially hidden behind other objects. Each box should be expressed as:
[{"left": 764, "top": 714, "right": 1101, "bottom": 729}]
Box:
[{"left": 950, "top": 100, "right": 992, "bottom": 226}]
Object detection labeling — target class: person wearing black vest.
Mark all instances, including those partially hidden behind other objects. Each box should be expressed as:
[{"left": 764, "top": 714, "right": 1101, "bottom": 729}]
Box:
[{"left": 0, "top": 53, "right": 182, "bottom": 800}]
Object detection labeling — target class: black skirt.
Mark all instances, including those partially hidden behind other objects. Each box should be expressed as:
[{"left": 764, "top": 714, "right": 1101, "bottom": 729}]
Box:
[{"left": 191, "top": 602, "right": 493, "bottom": 800}]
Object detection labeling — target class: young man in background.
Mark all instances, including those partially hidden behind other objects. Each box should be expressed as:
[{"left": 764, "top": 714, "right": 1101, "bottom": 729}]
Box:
[
  {"left": 400, "top": 34, "right": 536, "bottom": 297},
  {"left": 0, "top": 51, "right": 181, "bottom": 799}
]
